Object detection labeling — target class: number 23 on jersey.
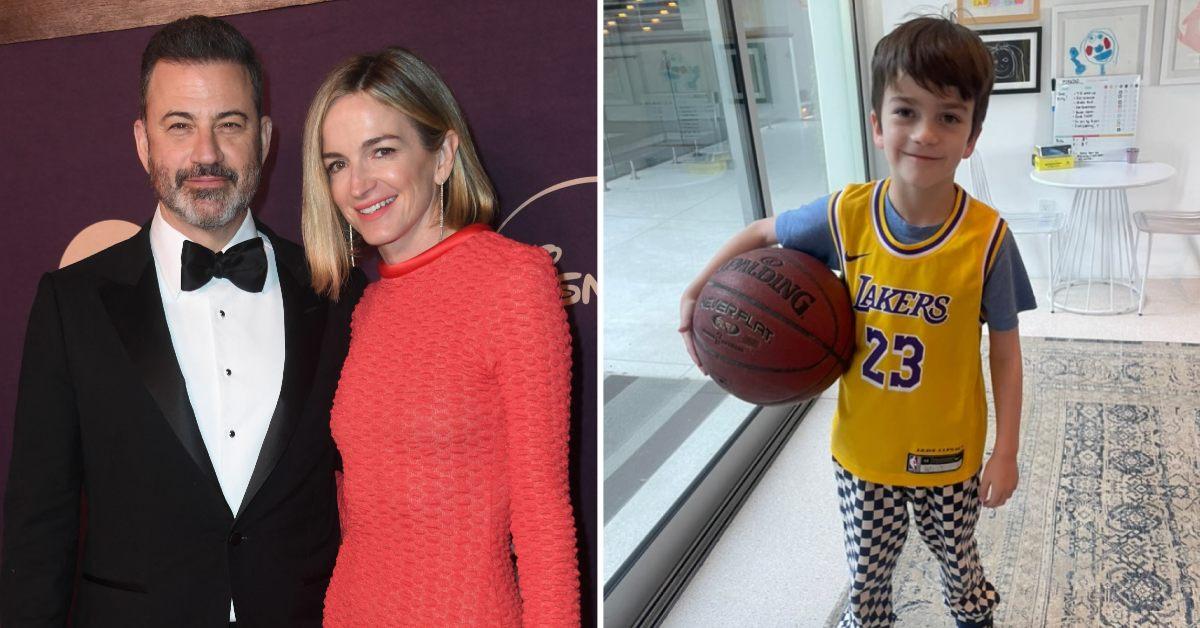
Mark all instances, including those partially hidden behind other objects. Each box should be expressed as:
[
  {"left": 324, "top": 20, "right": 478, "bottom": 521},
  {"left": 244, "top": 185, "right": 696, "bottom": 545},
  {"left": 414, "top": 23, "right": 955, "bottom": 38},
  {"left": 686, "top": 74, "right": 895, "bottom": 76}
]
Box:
[{"left": 860, "top": 325, "right": 925, "bottom": 391}]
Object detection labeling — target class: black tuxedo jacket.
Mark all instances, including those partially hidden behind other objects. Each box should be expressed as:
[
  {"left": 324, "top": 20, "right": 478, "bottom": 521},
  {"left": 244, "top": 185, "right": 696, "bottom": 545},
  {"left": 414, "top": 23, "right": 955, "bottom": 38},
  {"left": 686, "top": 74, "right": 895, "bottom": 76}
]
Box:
[{"left": 1, "top": 222, "right": 363, "bottom": 627}]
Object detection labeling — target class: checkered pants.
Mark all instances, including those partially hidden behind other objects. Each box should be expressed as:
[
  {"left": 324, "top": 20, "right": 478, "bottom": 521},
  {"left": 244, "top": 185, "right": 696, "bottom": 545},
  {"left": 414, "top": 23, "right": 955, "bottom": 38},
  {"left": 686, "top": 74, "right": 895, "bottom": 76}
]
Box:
[{"left": 834, "top": 459, "right": 999, "bottom": 628}]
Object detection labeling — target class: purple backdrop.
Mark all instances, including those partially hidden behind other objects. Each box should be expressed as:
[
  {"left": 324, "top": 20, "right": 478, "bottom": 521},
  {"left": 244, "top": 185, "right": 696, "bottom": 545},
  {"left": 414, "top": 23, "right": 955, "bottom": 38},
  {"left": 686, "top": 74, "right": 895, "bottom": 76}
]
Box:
[{"left": 0, "top": 1, "right": 597, "bottom": 620}]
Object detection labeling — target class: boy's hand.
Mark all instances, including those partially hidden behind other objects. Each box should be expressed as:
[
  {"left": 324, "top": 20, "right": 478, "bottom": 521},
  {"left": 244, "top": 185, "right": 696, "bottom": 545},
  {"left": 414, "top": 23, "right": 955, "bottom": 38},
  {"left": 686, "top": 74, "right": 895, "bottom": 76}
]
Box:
[
  {"left": 676, "top": 216, "right": 779, "bottom": 377},
  {"left": 979, "top": 452, "right": 1018, "bottom": 508},
  {"left": 679, "top": 285, "right": 707, "bottom": 374}
]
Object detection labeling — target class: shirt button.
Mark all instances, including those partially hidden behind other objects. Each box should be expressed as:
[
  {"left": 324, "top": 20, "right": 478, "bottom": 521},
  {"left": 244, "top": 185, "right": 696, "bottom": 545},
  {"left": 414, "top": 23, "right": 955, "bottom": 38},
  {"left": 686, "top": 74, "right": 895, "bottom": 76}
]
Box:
[
  {"left": 225, "top": 368, "right": 232, "bottom": 376},
  {"left": 229, "top": 430, "right": 236, "bottom": 438},
  {"left": 228, "top": 532, "right": 243, "bottom": 546}
]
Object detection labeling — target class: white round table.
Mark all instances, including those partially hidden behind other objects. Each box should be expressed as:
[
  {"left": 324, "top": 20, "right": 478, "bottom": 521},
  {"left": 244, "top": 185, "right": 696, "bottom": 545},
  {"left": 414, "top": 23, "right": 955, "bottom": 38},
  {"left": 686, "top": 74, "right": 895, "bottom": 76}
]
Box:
[{"left": 1029, "top": 162, "right": 1176, "bottom": 314}]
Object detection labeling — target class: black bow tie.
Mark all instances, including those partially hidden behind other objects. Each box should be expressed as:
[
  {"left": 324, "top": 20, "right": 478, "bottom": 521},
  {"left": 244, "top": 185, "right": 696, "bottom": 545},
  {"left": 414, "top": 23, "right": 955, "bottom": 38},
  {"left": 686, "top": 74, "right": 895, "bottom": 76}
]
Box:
[{"left": 181, "top": 237, "right": 268, "bottom": 293}]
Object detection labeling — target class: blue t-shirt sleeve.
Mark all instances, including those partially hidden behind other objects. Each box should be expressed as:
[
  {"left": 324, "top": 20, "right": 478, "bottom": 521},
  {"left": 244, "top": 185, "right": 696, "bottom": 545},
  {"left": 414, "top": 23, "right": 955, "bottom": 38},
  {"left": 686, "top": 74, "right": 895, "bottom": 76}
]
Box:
[
  {"left": 982, "top": 230, "right": 1038, "bottom": 331},
  {"left": 774, "top": 194, "right": 840, "bottom": 270},
  {"left": 778, "top": 194, "right": 1035, "bottom": 329}
]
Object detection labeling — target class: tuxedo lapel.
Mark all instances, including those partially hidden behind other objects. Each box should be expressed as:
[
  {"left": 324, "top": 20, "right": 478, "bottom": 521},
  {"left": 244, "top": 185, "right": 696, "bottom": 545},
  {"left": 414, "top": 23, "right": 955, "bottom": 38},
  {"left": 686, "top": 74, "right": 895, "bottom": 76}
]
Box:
[
  {"left": 100, "top": 230, "right": 222, "bottom": 492},
  {"left": 236, "top": 230, "right": 326, "bottom": 518}
]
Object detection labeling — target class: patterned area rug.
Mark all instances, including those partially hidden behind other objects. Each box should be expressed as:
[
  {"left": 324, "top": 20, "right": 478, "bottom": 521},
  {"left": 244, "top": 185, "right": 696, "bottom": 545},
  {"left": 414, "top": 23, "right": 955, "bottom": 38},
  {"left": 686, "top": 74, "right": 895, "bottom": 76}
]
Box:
[{"left": 826, "top": 337, "right": 1200, "bottom": 627}]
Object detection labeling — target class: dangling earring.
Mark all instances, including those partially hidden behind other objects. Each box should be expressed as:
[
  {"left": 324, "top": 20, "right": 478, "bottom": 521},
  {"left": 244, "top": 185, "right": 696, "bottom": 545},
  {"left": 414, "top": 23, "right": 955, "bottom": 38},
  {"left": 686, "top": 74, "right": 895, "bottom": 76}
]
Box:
[
  {"left": 438, "top": 180, "right": 446, "bottom": 241},
  {"left": 346, "top": 221, "right": 355, "bottom": 267}
]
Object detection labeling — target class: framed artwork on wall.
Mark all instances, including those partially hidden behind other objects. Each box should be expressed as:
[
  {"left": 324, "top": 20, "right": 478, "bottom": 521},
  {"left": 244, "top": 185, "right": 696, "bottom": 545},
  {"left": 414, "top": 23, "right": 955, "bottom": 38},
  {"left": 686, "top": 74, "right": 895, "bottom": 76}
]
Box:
[
  {"left": 979, "top": 27, "right": 1042, "bottom": 93},
  {"left": 1160, "top": 0, "right": 1200, "bottom": 84},
  {"left": 957, "top": 0, "right": 1040, "bottom": 25},
  {"left": 1050, "top": 0, "right": 1155, "bottom": 80}
]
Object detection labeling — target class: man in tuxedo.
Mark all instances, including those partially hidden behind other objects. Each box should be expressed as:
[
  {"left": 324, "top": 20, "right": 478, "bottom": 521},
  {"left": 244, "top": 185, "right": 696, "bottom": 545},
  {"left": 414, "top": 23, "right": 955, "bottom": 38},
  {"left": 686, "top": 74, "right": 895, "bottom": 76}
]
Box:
[{"left": 1, "top": 16, "right": 360, "bottom": 627}]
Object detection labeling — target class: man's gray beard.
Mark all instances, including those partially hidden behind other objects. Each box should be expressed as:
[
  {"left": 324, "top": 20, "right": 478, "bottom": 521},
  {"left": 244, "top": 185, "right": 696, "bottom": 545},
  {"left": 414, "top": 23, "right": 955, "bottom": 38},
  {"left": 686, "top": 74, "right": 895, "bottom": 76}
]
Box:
[{"left": 149, "top": 157, "right": 261, "bottom": 231}]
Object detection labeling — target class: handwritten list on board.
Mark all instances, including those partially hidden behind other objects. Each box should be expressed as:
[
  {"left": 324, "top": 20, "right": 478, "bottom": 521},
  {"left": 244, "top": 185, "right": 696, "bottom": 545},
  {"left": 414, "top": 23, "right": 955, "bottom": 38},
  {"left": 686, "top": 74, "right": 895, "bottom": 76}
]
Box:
[{"left": 1052, "top": 74, "right": 1139, "bottom": 161}]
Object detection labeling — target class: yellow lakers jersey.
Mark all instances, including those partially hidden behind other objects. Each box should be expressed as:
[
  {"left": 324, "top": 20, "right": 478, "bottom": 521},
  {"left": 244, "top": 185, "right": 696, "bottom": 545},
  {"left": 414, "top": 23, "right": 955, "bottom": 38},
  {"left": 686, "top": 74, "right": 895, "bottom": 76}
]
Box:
[{"left": 827, "top": 179, "right": 1007, "bottom": 486}]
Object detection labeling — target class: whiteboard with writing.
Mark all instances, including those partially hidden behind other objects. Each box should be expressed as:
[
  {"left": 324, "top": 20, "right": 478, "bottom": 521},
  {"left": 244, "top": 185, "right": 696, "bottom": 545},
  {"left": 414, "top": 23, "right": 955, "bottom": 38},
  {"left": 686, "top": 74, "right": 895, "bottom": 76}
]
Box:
[{"left": 1052, "top": 74, "right": 1139, "bottom": 161}]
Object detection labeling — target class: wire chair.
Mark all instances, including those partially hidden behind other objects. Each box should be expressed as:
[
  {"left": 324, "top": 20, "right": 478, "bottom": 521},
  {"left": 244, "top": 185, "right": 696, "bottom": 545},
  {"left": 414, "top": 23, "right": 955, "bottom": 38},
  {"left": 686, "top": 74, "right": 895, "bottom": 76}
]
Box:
[{"left": 1132, "top": 211, "right": 1200, "bottom": 315}]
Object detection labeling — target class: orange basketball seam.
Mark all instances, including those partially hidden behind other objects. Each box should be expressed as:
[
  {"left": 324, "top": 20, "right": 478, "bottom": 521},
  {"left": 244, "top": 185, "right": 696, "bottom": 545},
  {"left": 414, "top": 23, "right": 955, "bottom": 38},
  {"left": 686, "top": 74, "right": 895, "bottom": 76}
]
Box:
[
  {"left": 693, "top": 333, "right": 836, "bottom": 405},
  {"left": 775, "top": 253, "right": 854, "bottom": 369},
  {"left": 692, "top": 332, "right": 840, "bottom": 374}
]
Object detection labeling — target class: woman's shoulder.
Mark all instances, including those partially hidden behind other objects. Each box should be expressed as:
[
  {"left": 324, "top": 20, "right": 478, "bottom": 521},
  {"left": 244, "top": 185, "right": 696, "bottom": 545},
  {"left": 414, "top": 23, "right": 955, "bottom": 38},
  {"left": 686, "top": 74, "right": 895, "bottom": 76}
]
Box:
[
  {"left": 475, "top": 229, "right": 551, "bottom": 257},
  {"left": 468, "top": 229, "right": 557, "bottom": 273},
  {"left": 461, "top": 230, "right": 560, "bottom": 301}
]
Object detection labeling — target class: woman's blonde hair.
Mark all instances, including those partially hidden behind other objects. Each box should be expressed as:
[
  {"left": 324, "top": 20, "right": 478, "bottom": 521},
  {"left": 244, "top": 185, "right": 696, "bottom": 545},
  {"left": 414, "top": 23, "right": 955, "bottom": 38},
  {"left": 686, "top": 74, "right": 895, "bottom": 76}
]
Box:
[{"left": 301, "top": 47, "right": 497, "bottom": 300}]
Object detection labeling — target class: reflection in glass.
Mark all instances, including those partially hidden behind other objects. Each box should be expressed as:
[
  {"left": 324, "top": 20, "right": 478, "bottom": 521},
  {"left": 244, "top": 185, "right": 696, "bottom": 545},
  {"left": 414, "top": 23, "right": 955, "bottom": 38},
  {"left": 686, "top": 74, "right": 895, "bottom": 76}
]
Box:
[
  {"left": 603, "top": 0, "right": 759, "bottom": 588},
  {"left": 603, "top": 0, "right": 841, "bottom": 594}
]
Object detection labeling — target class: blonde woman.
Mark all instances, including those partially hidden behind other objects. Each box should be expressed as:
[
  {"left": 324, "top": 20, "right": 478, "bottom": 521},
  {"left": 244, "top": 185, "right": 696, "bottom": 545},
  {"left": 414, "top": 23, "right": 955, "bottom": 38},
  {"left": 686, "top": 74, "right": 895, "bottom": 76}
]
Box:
[{"left": 301, "top": 48, "right": 579, "bottom": 626}]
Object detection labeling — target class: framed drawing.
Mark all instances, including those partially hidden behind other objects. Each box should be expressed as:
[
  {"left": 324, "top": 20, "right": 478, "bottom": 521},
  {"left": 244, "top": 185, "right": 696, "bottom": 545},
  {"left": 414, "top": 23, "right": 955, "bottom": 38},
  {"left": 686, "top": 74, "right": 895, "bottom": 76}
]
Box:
[
  {"left": 957, "top": 0, "right": 1040, "bottom": 25},
  {"left": 1050, "top": 0, "right": 1155, "bottom": 80},
  {"left": 1160, "top": 0, "right": 1200, "bottom": 84},
  {"left": 979, "top": 27, "right": 1042, "bottom": 93}
]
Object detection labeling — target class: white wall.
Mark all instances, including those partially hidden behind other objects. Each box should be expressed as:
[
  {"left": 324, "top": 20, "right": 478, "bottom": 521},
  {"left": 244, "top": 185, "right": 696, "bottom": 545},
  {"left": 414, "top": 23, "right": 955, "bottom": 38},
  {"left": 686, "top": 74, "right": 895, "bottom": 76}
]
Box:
[
  {"left": 867, "top": 0, "right": 1200, "bottom": 278},
  {"left": 811, "top": 0, "right": 869, "bottom": 189}
]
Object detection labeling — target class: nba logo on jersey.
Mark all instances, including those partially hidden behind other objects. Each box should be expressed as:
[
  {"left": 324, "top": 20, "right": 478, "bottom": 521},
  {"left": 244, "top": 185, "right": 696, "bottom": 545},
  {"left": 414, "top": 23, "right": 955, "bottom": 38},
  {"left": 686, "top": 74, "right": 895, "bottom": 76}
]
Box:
[{"left": 906, "top": 452, "right": 965, "bottom": 474}]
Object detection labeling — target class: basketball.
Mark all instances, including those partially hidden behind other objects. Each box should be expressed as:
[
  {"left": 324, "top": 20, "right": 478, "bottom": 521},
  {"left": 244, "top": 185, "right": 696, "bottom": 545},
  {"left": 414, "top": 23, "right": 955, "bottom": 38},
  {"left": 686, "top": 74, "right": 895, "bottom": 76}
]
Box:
[{"left": 691, "top": 248, "right": 854, "bottom": 405}]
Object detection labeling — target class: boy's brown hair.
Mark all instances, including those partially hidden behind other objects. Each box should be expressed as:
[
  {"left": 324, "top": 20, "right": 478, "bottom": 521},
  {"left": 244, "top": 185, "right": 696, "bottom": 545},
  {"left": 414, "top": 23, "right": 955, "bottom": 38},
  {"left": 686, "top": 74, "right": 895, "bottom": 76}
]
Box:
[{"left": 871, "top": 16, "right": 994, "bottom": 140}]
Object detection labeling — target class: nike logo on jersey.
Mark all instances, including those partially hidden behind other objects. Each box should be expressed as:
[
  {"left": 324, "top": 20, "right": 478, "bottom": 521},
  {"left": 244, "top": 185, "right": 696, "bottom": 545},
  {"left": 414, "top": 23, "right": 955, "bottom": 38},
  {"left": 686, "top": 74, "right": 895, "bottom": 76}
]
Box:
[{"left": 844, "top": 252, "right": 871, "bottom": 262}]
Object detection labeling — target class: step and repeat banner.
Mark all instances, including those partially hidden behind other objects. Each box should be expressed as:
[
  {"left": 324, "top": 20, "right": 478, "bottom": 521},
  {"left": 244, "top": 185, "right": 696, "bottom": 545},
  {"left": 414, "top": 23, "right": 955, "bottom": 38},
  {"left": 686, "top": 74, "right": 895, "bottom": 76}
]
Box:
[{"left": 0, "top": 0, "right": 597, "bottom": 618}]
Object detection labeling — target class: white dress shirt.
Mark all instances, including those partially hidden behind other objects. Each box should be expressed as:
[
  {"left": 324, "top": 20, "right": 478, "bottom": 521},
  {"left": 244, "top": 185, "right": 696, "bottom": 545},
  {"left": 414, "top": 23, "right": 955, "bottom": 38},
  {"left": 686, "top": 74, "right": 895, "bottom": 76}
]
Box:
[{"left": 149, "top": 206, "right": 285, "bottom": 621}]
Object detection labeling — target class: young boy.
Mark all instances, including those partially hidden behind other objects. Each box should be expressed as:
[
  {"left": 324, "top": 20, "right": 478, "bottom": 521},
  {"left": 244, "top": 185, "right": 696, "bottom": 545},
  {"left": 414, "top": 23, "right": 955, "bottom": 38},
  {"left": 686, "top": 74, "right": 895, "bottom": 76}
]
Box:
[{"left": 679, "top": 16, "right": 1037, "bottom": 628}]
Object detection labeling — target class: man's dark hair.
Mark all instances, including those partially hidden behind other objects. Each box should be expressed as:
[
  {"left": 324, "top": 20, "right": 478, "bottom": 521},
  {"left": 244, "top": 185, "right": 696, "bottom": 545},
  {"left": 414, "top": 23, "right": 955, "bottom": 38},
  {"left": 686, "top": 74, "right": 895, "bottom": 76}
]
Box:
[
  {"left": 871, "top": 15, "right": 994, "bottom": 140},
  {"left": 140, "top": 15, "right": 264, "bottom": 118}
]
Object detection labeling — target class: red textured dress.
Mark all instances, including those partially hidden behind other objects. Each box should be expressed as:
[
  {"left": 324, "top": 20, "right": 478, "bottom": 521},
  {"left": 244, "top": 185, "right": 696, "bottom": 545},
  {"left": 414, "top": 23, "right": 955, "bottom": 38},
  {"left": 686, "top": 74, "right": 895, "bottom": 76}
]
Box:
[{"left": 322, "top": 224, "right": 579, "bottom": 627}]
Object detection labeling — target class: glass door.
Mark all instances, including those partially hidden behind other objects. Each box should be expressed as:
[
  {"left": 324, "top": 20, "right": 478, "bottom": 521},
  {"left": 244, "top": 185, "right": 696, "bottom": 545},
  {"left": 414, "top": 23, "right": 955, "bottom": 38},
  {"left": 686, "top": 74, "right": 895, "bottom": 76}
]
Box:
[
  {"left": 603, "top": 0, "right": 764, "bottom": 600},
  {"left": 603, "top": 0, "right": 865, "bottom": 623}
]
